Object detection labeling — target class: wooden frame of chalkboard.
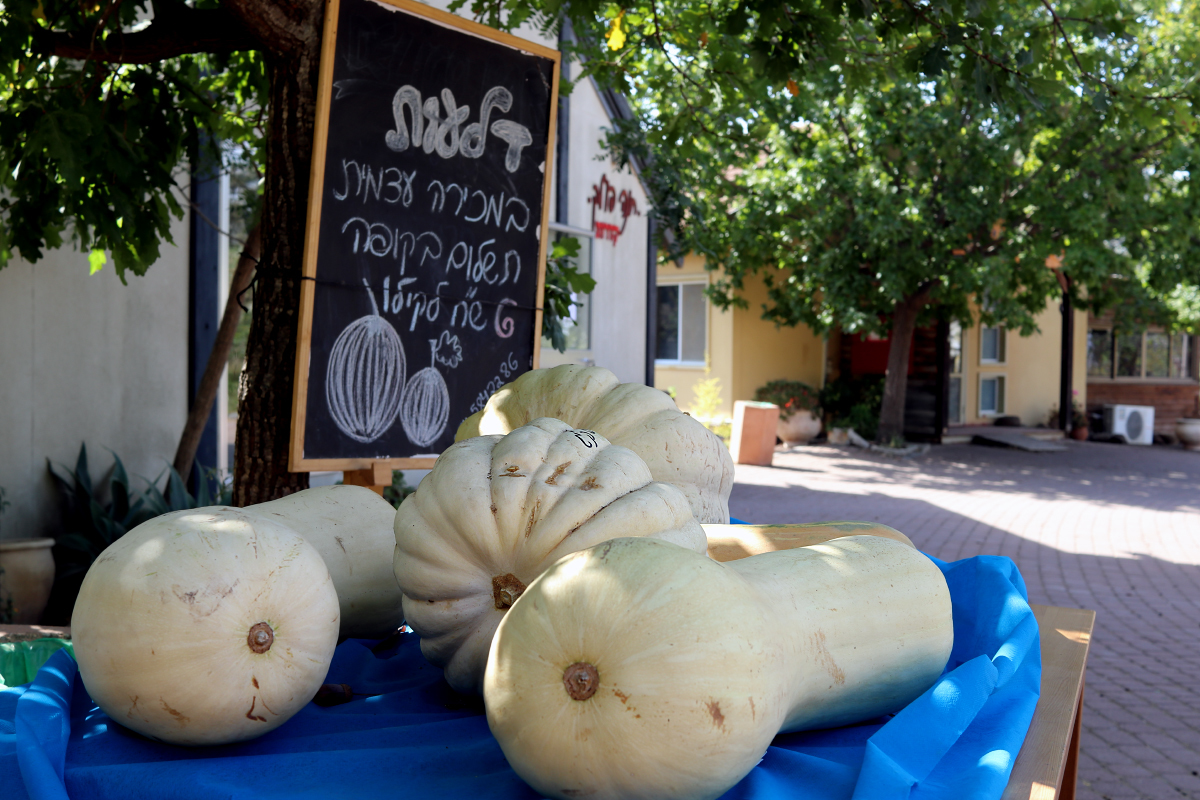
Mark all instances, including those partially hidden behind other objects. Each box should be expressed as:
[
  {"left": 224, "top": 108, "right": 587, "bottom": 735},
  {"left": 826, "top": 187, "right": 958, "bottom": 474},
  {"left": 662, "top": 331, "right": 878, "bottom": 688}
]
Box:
[{"left": 290, "top": 0, "right": 560, "bottom": 472}]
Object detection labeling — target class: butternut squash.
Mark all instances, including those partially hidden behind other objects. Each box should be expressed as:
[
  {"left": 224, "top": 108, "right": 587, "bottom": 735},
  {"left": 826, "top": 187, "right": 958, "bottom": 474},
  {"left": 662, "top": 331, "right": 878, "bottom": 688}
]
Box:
[
  {"left": 484, "top": 535, "right": 952, "bottom": 800},
  {"left": 704, "top": 521, "right": 914, "bottom": 561}
]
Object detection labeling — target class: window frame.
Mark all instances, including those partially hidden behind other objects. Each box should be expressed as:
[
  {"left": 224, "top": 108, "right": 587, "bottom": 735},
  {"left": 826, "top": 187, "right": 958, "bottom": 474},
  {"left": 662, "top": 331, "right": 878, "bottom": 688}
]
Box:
[
  {"left": 1085, "top": 328, "right": 1198, "bottom": 383},
  {"left": 978, "top": 373, "right": 1006, "bottom": 417},
  {"left": 654, "top": 279, "right": 709, "bottom": 367},
  {"left": 542, "top": 222, "right": 595, "bottom": 354},
  {"left": 979, "top": 325, "right": 1006, "bottom": 365}
]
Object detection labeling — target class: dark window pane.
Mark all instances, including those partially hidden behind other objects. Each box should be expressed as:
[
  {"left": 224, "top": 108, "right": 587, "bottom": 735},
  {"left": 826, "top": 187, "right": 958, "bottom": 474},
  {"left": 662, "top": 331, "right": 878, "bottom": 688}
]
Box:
[
  {"left": 980, "top": 377, "right": 997, "bottom": 414},
  {"left": 1145, "top": 332, "right": 1169, "bottom": 378},
  {"left": 680, "top": 284, "right": 707, "bottom": 362},
  {"left": 656, "top": 286, "right": 679, "bottom": 360},
  {"left": 981, "top": 327, "right": 999, "bottom": 361},
  {"left": 948, "top": 376, "right": 962, "bottom": 424},
  {"left": 1087, "top": 330, "right": 1112, "bottom": 377},
  {"left": 1115, "top": 334, "right": 1142, "bottom": 377}
]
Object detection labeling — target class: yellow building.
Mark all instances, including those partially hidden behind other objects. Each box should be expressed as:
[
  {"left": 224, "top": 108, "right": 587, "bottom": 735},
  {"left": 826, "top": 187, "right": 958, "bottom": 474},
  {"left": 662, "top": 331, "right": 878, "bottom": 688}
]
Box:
[
  {"left": 655, "top": 256, "right": 1090, "bottom": 438},
  {"left": 654, "top": 255, "right": 824, "bottom": 421},
  {"left": 949, "top": 303, "right": 1088, "bottom": 427}
]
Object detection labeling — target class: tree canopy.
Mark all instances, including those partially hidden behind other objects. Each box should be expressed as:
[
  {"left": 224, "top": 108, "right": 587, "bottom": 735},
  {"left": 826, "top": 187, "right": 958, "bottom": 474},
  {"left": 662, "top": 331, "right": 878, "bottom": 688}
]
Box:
[
  {"left": 496, "top": 0, "right": 1200, "bottom": 438},
  {"left": 4, "top": 0, "right": 1198, "bottom": 492}
]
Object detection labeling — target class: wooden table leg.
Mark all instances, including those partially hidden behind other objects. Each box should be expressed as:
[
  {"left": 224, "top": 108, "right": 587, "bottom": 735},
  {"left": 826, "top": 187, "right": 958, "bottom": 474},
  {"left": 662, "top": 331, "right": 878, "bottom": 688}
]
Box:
[{"left": 1061, "top": 676, "right": 1084, "bottom": 800}]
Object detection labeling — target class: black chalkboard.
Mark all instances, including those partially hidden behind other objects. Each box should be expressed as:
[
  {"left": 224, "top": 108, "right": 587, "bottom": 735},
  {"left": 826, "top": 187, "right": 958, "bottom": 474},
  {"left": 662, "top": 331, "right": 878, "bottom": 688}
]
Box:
[{"left": 290, "top": 0, "right": 559, "bottom": 470}]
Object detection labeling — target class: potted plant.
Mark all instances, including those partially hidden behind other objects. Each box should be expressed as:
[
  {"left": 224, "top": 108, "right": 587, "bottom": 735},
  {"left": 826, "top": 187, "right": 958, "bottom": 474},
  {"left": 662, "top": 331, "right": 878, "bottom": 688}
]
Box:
[
  {"left": 1176, "top": 396, "right": 1200, "bottom": 451},
  {"left": 0, "top": 485, "right": 56, "bottom": 624},
  {"left": 754, "top": 380, "right": 822, "bottom": 446},
  {"left": 1049, "top": 402, "right": 1090, "bottom": 440}
]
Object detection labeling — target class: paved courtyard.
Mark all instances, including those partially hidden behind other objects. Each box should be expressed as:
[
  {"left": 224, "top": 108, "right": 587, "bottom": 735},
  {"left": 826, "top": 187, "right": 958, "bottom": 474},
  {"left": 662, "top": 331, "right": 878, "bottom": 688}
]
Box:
[{"left": 729, "top": 440, "right": 1200, "bottom": 800}]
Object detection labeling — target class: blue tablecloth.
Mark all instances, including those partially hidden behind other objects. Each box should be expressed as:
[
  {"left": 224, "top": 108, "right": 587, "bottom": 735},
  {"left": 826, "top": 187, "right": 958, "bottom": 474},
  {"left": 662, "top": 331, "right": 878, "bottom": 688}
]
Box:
[{"left": 0, "top": 553, "right": 1039, "bottom": 800}]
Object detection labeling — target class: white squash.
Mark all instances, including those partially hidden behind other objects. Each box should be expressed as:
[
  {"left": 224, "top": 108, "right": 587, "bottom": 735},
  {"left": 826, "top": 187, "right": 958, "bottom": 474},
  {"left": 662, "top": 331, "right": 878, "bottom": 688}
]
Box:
[
  {"left": 456, "top": 364, "right": 735, "bottom": 523},
  {"left": 484, "top": 535, "right": 953, "bottom": 800},
  {"left": 247, "top": 485, "right": 404, "bottom": 639},
  {"left": 394, "top": 417, "right": 707, "bottom": 695},
  {"left": 72, "top": 507, "right": 340, "bottom": 746},
  {"left": 704, "top": 520, "right": 914, "bottom": 562}
]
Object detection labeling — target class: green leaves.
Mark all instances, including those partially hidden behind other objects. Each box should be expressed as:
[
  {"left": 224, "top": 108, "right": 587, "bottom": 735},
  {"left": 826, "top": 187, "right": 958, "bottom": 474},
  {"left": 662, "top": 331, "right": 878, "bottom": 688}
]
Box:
[
  {"left": 541, "top": 236, "right": 596, "bottom": 352},
  {"left": 47, "top": 443, "right": 231, "bottom": 581},
  {"left": 0, "top": 4, "right": 266, "bottom": 280}
]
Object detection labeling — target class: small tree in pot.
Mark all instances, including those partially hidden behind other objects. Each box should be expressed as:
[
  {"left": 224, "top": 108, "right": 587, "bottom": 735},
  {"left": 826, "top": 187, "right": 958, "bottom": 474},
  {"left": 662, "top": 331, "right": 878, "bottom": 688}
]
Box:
[{"left": 754, "top": 381, "right": 822, "bottom": 445}]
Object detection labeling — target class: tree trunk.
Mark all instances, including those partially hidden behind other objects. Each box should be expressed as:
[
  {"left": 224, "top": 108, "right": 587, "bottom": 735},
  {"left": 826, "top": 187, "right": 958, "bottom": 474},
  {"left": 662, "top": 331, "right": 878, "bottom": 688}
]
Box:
[
  {"left": 230, "top": 8, "right": 323, "bottom": 506},
  {"left": 876, "top": 288, "right": 934, "bottom": 444},
  {"left": 173, "top": 224, "right": 260, "bottom": 485}
]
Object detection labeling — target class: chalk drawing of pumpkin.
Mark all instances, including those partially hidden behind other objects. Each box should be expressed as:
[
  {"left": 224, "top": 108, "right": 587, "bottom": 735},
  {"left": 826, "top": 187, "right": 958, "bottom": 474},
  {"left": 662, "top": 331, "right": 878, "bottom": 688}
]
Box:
[
  {"left": 401, "top": 338, "right": 452, "bottom": 448},
  {"left": 325, "top": 279, "right": 407, "bottom": 443}
]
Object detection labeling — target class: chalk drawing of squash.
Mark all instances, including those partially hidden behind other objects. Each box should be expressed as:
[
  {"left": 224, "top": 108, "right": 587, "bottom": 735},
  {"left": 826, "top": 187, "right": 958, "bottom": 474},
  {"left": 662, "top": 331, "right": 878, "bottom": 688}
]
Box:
[
  {"left": 325, "top": 279, "right": 407, "bottom": 443},
  {"left": 401, "top": 338, "right": 452, "bottom": 448}
]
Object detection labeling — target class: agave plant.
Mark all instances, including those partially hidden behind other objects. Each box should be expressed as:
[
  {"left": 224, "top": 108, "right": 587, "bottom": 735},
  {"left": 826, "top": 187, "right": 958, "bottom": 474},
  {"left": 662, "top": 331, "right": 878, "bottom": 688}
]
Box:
[{"left": 42, "top": 444, "right": 230, "bottom": 623}]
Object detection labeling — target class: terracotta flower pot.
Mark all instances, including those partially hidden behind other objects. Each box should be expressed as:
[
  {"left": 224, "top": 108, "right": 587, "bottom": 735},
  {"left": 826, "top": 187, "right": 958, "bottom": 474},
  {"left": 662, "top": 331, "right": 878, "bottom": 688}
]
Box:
[
  {"left": 1070, "top": 426, "right": 1089, "bottom": 441},
  {"left": 0, "top": 538, "right": 56, "bottom": 624},
  {"left": 1175, "top": 418, "right": 1200, "bottom": 451},
  {"left": 777, "top": 409, "right": 822, "bottom": 446}
]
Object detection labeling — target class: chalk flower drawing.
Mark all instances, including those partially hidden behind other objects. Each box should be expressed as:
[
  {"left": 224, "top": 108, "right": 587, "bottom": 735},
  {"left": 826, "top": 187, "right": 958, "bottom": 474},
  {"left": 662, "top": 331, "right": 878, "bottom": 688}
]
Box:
[
  {"left": 433, "top": 330, "right": 463, "bottom": 368},
  {"left": 325, "top": 279, "right": 407, "bottom": 443},
  {"left": 401, "top": 339, "right": 451, "bottom": 448}
]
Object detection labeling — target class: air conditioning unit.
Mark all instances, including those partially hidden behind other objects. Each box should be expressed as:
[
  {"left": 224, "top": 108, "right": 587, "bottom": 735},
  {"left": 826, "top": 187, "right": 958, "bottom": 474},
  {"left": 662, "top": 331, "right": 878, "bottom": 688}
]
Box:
[{"left": 1103, "top": 404, "right": 1155, "bottom": 445}]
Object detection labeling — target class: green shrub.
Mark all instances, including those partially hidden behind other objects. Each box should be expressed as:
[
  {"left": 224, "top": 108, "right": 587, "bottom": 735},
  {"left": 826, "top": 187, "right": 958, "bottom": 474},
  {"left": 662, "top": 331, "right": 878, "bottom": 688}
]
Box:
[
  {"left": 754, "top": 380, "right": 821, "bottom": 420},
  {"left": 821, "top": 375, "right": 885, "bottom": 440},
  {"left": 384, "top": 470, "right": 418, "bottom": 508}
]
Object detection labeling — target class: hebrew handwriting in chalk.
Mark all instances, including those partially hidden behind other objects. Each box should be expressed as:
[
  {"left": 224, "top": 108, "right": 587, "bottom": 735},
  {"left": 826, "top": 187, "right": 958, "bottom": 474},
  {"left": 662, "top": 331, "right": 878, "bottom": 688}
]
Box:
[
  {"left": 401, "top": 339, "right": 451, "bottom": 448},
  {"left": 385, "top": 84, "right": 533, "bottom": 172},
  {"left": 325, "top": 279, "right": 407, "bottom": 443}
]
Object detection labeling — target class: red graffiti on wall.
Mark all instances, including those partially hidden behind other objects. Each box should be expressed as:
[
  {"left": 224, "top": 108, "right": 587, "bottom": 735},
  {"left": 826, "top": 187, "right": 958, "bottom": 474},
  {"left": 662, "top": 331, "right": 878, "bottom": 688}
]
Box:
[{"left": 588, "top": 174, "right": 640, "bottom": 244}]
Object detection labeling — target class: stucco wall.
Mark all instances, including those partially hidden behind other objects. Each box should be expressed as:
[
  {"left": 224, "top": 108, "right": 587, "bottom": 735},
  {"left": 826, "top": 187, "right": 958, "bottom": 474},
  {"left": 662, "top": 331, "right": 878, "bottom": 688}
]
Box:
[
  {"left": 731, "top": 274, "right": 824, "bottom": 406},
  {"left": 961, "top": 303, "right": 1088, "bottom": 426},
  {"left": 0, "top": 221, "right": 189, "bottom": 542},
  {"left": 654, "top": 256, "right": 824, "bottom": 418}
]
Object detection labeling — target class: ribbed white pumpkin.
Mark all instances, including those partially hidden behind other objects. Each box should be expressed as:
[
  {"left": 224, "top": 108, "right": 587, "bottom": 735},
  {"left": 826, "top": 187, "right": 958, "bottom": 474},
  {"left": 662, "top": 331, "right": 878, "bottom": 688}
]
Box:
[
  {"left": 455, "top": 364, "right": 735, "bottom": 523},
  {"left": 394, "top": 417, "right": 707, "bottom": 695},
  {"left": 485, "top": 535, "right": 953, "bottom": 800},
  {"left": 246, "top": 485, "right": 404, "bottom": 640},
  {"left": 71, "top": 507, "right": 340, "bottom": 746}
]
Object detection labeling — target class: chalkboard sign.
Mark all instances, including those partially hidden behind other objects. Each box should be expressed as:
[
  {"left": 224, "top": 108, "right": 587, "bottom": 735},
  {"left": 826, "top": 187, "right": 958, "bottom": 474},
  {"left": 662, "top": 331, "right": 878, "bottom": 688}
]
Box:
[{"left": 290, "top": 0, "right": 560, "bottom": 471}]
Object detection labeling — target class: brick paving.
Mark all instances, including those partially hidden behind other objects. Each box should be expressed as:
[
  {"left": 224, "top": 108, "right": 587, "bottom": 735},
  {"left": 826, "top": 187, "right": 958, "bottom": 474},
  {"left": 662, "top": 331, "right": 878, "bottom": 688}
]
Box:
[{"left": 729, "top": 440, "right": 1200, "bottom": 800}]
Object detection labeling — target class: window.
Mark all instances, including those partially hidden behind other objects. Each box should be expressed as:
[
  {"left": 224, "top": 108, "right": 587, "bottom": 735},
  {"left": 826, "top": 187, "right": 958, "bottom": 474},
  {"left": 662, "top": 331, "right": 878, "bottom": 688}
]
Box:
[
  {"left": 979, "top": 375, "right": 1006, "bottom": 416},
  {"left": 1087, "top": 330, "right": 1113, "bottom": 377},
  {"left": 980, "top": 326, "right": 1006, "bottom": 363},
  {"left": 1116, "top": 333, "right": 1142, "bottom": 377},
  {"left": 1088, "top": 329, "right": 1194, "bottom": 379},
  {"left": 541, "top": 230, "right": 593, "bottom": 352},
  {"left": 948, "top": 321, "right": 965, "bottom": 424},
  {"left": 656, "top": 283, "right": 706, "bottom": 364}
]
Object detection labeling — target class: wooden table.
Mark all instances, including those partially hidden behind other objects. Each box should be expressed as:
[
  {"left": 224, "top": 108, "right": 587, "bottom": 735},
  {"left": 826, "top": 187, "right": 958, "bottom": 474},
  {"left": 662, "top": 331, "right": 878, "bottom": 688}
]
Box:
[
  {"left": 0, "top": 623, "right": 71, "bottom": 643},
  {"left": 2, "top": 607, "right": 1096, "bottom": 799},
  {"left": 1004, "top": 604, "right": 1096, "bottom": 800}
]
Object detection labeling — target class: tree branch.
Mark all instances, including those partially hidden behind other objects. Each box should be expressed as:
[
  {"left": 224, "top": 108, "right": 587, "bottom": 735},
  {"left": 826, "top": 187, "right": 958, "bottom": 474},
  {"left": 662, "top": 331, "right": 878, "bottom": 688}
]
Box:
[{"left": 33, "top": 5, "right": 260, "bottom": 64}]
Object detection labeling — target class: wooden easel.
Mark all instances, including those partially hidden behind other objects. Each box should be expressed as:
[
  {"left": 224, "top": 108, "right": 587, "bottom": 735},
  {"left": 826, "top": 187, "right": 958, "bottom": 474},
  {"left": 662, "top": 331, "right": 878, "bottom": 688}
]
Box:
[{"left": 342, "top": 463, "right": 394, "bottom": 496}]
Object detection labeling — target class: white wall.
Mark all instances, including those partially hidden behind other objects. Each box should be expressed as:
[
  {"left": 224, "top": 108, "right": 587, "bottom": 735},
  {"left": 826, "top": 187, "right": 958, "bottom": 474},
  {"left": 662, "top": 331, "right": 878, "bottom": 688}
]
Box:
[
  {"left": 0, "top": 216, "right": 189, "bottom": 542},
  {"left": 546, "top": 82, "right": 649, "bottom": 385}
]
